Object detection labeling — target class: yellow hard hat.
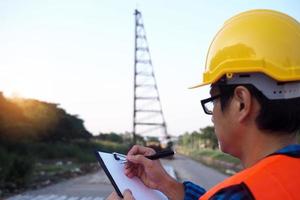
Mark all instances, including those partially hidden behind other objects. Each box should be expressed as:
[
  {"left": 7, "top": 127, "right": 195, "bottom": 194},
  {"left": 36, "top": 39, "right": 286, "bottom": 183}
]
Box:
[{"left": 192, "top": 9, "right": 300, "bottom": 88}]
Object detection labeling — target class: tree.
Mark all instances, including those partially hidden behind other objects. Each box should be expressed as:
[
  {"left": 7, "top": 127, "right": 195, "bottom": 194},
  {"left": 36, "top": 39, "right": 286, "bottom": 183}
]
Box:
[
  {"left": 0, "top": 94, "right": 92, "bottom": 143},
  {"left": 177, "top": 126, "right": 218, "bottom": 150},
  {"left": 200, "top": 126, "right": 218, "bottom": 149},
  {"left": 96, "top": 132, "right": 123, "bottom": 143}
]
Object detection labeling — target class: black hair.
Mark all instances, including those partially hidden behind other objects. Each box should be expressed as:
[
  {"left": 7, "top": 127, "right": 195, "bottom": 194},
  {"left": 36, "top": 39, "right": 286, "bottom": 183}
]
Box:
[{"left": 213, "top": 83, "right": 300, "bottom": 134}]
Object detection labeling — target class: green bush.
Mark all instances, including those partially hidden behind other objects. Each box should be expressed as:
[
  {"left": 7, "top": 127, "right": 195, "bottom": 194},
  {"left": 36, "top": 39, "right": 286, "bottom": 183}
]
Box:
[
  {"left": 5, "top": 155, "right": 35, "bottom": 187},
  {"left": 2, "top": 140, "right": 129, "bottom": 163},
  {"left": 212, "top": 152, "right": 240, "bottom": 164},
  {"left": 0, "top": 147, "right": 34, "bottom": 190},
  {"left": 0, "top": 147, "right": 10, "bottom": 185},
  {"left": 33, "top": 142, "right": 81, "bottom": 159},
  {"left": 0, "top": 139, "right": 130, "bottom": 196},
  {"left": 178, "top": 146, "right": 240, "bottom": 165}
]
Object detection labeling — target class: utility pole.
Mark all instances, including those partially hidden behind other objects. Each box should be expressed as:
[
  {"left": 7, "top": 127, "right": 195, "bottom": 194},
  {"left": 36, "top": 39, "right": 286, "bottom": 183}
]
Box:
[{"left": 132, "top": 9, "right": 169, "bottom": 145}]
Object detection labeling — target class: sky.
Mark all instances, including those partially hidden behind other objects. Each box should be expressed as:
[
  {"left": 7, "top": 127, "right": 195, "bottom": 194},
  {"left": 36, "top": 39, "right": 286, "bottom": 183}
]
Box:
[{"left": 0, "top": 0, "right": 299, "bottom": 137}]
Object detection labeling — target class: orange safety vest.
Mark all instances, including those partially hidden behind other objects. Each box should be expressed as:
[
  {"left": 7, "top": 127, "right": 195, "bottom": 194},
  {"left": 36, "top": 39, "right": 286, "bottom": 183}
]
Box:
[{"left": 199, "top": 155, "right": 300, "bottom": 200}]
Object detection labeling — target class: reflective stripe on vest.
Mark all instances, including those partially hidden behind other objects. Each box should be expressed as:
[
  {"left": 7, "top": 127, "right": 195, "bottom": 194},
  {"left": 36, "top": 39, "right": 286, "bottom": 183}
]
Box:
[{"left": 199, "top": 155, "right": 300, "bottom": 200}]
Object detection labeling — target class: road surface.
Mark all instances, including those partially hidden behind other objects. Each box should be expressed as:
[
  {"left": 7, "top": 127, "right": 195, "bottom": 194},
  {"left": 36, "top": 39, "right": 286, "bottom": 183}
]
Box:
[
  {"left": 7, "top": 154, "right": 228, "bottom": 200},
  {"left": 161, "top": 154, "right": 228, "bottom": 190}
]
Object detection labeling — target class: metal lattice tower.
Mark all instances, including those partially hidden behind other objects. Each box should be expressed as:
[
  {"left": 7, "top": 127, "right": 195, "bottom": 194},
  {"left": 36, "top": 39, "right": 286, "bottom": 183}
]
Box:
[{"left": 132, "top": 9, "right": 168, "bottom": 144}]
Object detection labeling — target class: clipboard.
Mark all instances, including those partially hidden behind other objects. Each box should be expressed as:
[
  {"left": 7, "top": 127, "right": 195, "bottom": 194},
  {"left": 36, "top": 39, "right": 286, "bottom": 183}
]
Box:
[{"left": 95, "top": 151, "right": 168, "bottom": 200}]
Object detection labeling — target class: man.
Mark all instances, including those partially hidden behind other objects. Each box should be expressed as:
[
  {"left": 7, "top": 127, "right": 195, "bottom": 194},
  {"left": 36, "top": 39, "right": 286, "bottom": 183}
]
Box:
[{"left": 107, "top": 9, "right": 300, "bottom": 199}]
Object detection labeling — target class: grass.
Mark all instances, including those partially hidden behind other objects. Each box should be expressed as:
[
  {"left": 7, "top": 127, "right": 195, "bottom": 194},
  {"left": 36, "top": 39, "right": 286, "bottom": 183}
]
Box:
[
  {"left": 0, "top": 139, "right": 131, "bottom": 197},
  {"left": 34, "top": 162, "right": 79, "bottom": 175},
  {"left": 177, "top": 146, "right": 242, "bottom": 174},
  {"left": 194, "top": 148, "right": 240, "bottom": 164}
]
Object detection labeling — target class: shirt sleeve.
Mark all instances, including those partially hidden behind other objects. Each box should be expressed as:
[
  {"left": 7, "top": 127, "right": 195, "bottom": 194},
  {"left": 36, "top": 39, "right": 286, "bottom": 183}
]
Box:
[
  {"left": 183, "top": 181, "right": 254, "bottom": 200},
  {"left": 183, "top": 181, "right": 206, "bottom": 200},
  {"left": 209, "top": 182, "right": 254, "bottom": 200}
]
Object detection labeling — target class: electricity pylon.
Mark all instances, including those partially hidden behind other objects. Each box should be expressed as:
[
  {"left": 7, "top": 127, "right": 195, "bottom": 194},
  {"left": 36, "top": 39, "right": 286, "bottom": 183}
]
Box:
[{"left": 132, "top": 9, "right": 169, "bottom": 145}]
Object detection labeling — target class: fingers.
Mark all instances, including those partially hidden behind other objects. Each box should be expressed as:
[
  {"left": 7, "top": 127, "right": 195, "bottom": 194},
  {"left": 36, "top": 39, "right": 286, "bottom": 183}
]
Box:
[
  {"left": 106, "top": 192, "right": 121, "bottom": 200},
  {"left": 125, "top": 145, "right": 156, "bottom": 179},
  {"left": 124, "top": 163, "right": 138, "bottom": 178},
  {"left": 124, "top": 154, "right": 153, "bottom": 178},
  {"left": 127, "top": 154, "right": 152, "bottom": 165},
  {"left": 123, "top": 189, "right": 135, "bottom": 200},
  {"left": 127, "top": 145, "right": 155, "bottom": 157},
  {"left": 106, "top": 190, "right": 135, "bottom": 200}
]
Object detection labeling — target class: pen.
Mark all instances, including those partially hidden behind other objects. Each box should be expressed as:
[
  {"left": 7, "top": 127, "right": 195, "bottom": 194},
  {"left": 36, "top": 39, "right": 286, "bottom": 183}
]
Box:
[
  {"left": 113, "top": 149, "right": 175, "bottom": 163},
  {"left": 145, "top": 149, "right": 175, "bottom": 160}
]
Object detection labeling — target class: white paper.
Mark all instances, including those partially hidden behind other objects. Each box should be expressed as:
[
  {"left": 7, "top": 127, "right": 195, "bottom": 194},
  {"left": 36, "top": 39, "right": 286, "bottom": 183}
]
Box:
[{"left": 97, "top": 151, "right": 168, "bottom": 200}]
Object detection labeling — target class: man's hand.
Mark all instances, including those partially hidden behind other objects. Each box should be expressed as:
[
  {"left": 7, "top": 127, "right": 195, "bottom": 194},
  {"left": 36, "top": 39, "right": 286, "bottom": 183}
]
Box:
[
  {"left": 124, "top": 145, "right": 184, "bottom": 200},
  {"left": 125, "top": 145, "right": 165, "bottom": 190},
  {"left": 106, "top": 190, "right": 135, "bottom": 200}
]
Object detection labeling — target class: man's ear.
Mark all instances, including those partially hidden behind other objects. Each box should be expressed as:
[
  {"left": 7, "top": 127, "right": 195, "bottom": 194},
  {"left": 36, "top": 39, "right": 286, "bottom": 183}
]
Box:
[
  {"left": 233, "top": 86, "right": 252, "bottom": 122},
  {"left": 240, "top": 102, "right": 245, "bottom": 111}
]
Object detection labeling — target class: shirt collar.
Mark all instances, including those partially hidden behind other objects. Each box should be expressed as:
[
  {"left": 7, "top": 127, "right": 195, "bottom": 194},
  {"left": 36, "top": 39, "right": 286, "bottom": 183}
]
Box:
[{"left": 269, "top": 144, "right": 300, "bottom": 158}]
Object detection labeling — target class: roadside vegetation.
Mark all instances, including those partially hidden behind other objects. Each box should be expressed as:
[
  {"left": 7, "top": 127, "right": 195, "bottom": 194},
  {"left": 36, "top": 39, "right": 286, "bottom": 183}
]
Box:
[
  {"left": 0, "top": 92, "right": 134, "bottom": 198},
  {"left": 5, "top": 91, "right": 298, "bottom": 198},
  {"left": 176, "top": 126, "right": 242, "bottom": 175},
  {"left": 177, "top": 127, "right": 300, "bottom": 175}
]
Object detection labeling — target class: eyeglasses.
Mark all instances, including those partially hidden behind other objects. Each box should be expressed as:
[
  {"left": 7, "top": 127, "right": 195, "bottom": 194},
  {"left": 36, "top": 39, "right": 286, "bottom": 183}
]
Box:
[{"left": 200, "top": 94, "right": 221, "bottom": 115}]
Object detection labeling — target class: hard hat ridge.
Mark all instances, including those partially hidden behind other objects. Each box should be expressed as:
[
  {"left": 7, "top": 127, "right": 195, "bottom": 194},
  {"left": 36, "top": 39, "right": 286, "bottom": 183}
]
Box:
[{"left": 225, "top": 73, "right": 300, "bottom": 100}]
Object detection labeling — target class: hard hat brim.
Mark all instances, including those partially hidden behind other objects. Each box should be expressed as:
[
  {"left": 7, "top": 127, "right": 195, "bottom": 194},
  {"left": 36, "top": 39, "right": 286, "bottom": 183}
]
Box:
[{"left": 188, "top": 82, "right": 210, "bottom": 89}]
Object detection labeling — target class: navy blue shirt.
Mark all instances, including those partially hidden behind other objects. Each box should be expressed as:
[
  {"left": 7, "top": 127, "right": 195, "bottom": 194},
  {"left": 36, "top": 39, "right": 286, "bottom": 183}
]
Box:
[{"left": 183, "top": 144, "right": 300, "bottom": 200}]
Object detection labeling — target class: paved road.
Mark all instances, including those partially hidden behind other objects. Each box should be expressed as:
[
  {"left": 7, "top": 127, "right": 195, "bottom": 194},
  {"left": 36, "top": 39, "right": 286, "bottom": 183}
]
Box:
[
  {"left": 7, "top": 154, "right": 228, "bottom": 200},
  {"left": 161, "top": 154, "right": 228, "bottom": 190},
  {"left": 7, "top": 172, "right": 113, "bottom": 200}
]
